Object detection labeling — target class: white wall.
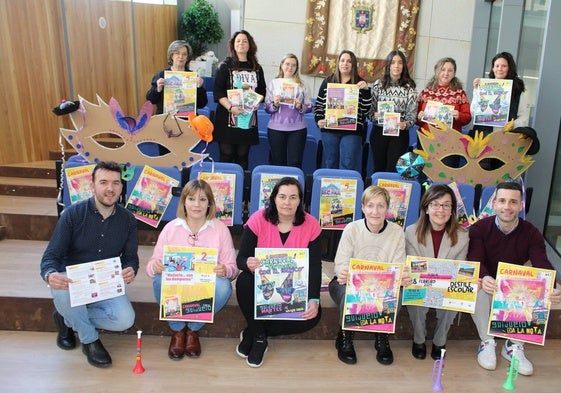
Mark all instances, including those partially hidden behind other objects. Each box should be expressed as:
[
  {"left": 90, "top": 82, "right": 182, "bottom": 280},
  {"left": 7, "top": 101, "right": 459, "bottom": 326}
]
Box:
[{"left": 243, "top": 0, "right": 475, "bottom": 96}]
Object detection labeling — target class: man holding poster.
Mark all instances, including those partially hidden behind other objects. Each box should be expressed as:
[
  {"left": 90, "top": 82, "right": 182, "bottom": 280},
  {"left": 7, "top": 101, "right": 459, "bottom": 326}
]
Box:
[
  {"left": 40, "top": 161, "right": 138, "bottom": 368},
  {"left": 468, "top": 182, "right": 560, "bottom": 376}
]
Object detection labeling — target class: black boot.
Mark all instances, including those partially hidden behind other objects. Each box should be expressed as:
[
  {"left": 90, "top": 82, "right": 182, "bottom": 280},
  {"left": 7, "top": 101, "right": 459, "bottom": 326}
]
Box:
[
  {"left": 82, "top": 339, "right": 112, "bottom": 368},
  {"left": 335, "top": 330, "right": 357, "bottom": 365},
  {"left": 53, "top": 311, "right": 76, "bottom": 350},
  {"left": 375, "top": 333, "right": 393, "bottom": 365}
]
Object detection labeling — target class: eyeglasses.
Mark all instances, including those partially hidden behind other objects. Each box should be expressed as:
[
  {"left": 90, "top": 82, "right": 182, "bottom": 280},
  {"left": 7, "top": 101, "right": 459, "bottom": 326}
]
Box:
[
  {"left": 428, "top": 202, "right": 453, "bottom": 211},
  {"left": 163, "top": 112, "right": 184, "bottom": 138}
]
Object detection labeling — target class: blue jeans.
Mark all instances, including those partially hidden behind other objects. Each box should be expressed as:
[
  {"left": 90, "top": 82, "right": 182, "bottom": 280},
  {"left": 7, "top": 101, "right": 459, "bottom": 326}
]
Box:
[
  {"left": 152, "top": 274, "right": 232, "bottom": 332},
  {"left": 51, "top": 288, "right": 135, "bottom": 344},
  {"left": 267, "top": 128, "right": 307, "bottom": 167},
  {"left": 321, "top": 132, "right": 363, "bottom": 172}
]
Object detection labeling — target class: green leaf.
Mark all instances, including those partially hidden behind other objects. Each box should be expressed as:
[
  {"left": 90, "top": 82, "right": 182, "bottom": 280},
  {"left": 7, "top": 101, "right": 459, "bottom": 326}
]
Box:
[{"left": 181, "top": 0, "right": 224, "bottom": 57}]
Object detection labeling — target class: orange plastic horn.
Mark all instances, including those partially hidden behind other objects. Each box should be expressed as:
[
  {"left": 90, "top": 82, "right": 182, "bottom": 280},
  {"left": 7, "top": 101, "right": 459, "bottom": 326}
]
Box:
[{"left": 188, "top": 113, "right": 214, "bottom": 142}]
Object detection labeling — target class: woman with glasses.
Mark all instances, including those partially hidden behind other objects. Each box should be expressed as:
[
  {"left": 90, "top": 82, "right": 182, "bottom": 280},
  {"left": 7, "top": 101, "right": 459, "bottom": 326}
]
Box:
[
  {"left": 235, "top": 177, "right": 322, "bottom": 368},
  {"left": 146, "top": 179, "right": 238, "bottom": 361},
  {"left": 405, "top": 184, "right": 468, "bottom": 360},
  {"left": 146, "top": 40, "right": 208, "bottom": 115}
]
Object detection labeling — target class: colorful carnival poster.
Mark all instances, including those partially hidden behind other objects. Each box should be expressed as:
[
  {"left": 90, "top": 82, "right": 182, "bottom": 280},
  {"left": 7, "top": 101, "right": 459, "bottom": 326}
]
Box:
[
  {"left": 402, "top": 256, "right": 480, "bottom": 313},
  {"left": 488, "top": 262, "right": 556, "bottom": 345},
  {"left": 163, "top": 71, "right": 198, "bottom": 117},
  {"left": 125, "top": 166, "right": 179, "bottom": 228},
  {"left": 421, "top": 100, "right": 454, "bottom": 128},
  {"left": 377, "top": 100, "right": 394, "bottom": 125},
  {"left": 254, "top": 248, "right": 309, "bottom": 320},
  {"left": 473, "top": 78, "right": 513, "bottom": 127},
  {"left": 160, "top": 246, "right": 217, "bottom": 323},
  {"left": 257, "top": 173, "right": 298, "bottom": 211},
  {"left": 67, "top": 257, "right": 124, "bottom": 307},
  {"left": 382, "top": 112, "right": 400, "bottom": 136},
  {"left": 342, "top": 259, "right": 403, "bottom": 333},
  {"left": 448, "top": 181, "right": 470, "bottom": 228},
  {"left": 65, "top": 164, "right": 95, "bottom": 204},
  {"left": 376, "top": 179, "right": 412, "bottom": 228},
  {"left": 197, "top": 171, "right": 236, "bottom": 226},
  {"left": 325, "top": 83, "right": 359, "bottom": 131},
  {"left": 318, "top": 177, "right": 358, "bottom": 229},
  {"left": 272, "top": 78, "right": 299, "bottom": 107}
]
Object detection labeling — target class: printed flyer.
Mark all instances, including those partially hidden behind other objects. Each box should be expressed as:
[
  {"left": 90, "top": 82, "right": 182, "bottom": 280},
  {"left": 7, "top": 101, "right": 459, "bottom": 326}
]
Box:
[
  {"left": 197, "top": 171, "right": 236, "bottom": 226},
  {"left": 318, "top": 177, "right": 358, "bottom": 229},
  {"left": 342, "top": 259, "right": 403, "bottom": 333},
  {"left": 375, "top": 179, "right": 412, "bottom": 227},
  {"left": 473, "top": 78, "right": 513, "bottom": 127},
  {"left": 488, "top": 262, "right": 556, "bottom": 345},
  {"left": 382, "top": 112, "right": 400, "bottom": 136},
  {"left": 272, "top": 78, "right": 299, "bottom": 107},
  {"left": 402, "top": 256, "right": 480, "bottom": 313},
  {"left": 65, "top": 164, "right": 95, "bottom": 204},
  {"left": 325, "top": 83, "right": 359, "bottom": 131},
  {"left": 254, "top": 248, "right": 309, "bottom": 320},
  {"left": 163, "top": 71, "right": 198, "bottom": 117},
  {"left": 66, "top": 257, "right": 124, "bottom": 307},
  {"left": 125, "top": 166, "right": 179, "bottom": 228},
  {"left": 160, "top": 246, "right": 218, "bottom": 323},
  {"left": 377, "top": 100, "right": 394, "bottom": 125},
  {"left": 421, "top": 100, "right": 454, "bottom": 128}
]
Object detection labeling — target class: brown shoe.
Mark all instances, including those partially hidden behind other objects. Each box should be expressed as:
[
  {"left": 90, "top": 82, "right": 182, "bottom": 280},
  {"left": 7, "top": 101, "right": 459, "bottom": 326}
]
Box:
[
  {"left": 185, "top": 328, "right": 201, "bottom": 357},
  {"left": 168, "top": 329, "right": 185, "bottom": 360}
]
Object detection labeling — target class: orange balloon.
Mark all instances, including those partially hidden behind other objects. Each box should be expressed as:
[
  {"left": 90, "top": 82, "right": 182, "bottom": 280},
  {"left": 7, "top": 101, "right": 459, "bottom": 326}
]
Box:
[{"left": 188, "top": 113, "right": 214, "bottom": 142}]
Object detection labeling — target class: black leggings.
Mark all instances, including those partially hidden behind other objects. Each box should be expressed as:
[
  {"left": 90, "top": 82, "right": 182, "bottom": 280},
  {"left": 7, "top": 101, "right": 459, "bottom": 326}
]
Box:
[{"left": 219, "top": 143, "right": 251, "bottom": 170}]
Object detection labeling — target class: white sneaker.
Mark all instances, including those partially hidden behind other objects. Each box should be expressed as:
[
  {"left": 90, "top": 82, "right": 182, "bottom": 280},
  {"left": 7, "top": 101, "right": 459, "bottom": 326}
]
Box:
[
  {"left": 501, "top": 340, "right": 534, "bottom": 376},
  {"left": 477, "top": 339, "right": 497, "bottom": 370}
]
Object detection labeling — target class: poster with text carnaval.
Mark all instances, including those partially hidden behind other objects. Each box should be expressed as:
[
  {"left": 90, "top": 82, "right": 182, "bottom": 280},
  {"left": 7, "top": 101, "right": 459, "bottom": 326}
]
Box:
[
  {"left": 65, "top": 164, "right": 95, "bottom": 204},
  {"left": 402, "top": 256, "right": 480, "bottom": 313},
  {"left": 342, "top": 259, "right": 403, "bottom": 333},
  {"left": 473, "top": 78, "right": 512, "bottom": 127},
  {"left": 488, "top": 262, "right": 556, "bottom": 345},
  {"left": 325, "top": 83, "right": 359, "bottom": 130},
  {"left": 160, "top": 246, "right": 217, "bottom": 323},
  {"left": 254, "top": 248, "right": 309, "bottom": 320},
  {"left": 125, "top": 166, "right": 179, "bottom": 228},
  {"left": 197, "top": 171, "right": 236, "bottom": 226},
  {"left": 375, "top": 179, "right": 412, "bottom": 228},
  {"left": 318, "top": 177, "right": 358, "bottom": 229},
  {"left": 163, "top": 71, "right": 197, "bottom": 117}
]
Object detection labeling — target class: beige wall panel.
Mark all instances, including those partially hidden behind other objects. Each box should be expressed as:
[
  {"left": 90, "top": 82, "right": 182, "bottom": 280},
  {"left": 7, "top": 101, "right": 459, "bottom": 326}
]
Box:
[
  {"left": 0, "top": 0, "right": 69, "bottom": 164},
  {"left": 134, "top": 4, "right": 177, "bottom": 113}
]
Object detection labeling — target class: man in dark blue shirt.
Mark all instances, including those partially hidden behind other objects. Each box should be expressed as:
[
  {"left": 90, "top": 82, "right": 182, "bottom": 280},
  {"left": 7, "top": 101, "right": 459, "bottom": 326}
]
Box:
[{"left": 40, "top": 161, "right": 139, "bottom": 368}]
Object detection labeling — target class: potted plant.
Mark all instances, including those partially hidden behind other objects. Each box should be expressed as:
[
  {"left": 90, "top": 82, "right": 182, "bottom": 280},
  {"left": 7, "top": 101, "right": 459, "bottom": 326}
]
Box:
[{"left": 181, "top": 0, "right": 224, "bottom": 76}]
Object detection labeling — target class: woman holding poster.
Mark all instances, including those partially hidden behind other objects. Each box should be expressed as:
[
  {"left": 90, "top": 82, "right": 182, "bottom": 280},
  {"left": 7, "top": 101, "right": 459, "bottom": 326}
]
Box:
[
  {"left": 264, "top": 53, "right": 313, "bottom": 167},
  {"left": 314, "top": 50, "right": 372, "bottom": 172},
  {"left": 405, "top": 184, "right": 469, "bottom": 360},
  {"left": 146, "top": 180, "right": 238, "bottom": 361},
  {"left": 235, "top": 177, "right": 322, "bottom": 368}
]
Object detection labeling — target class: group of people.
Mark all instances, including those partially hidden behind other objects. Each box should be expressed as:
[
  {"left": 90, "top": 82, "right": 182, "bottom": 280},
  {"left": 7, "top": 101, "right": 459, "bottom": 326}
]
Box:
[{"left": 41, "top": 160, "right": 560, "bottom": 374}]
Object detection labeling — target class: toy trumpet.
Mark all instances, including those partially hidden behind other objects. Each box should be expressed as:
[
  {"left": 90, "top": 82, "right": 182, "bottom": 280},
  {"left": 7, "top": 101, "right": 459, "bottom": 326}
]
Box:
[
  {"left": 132, "top": 330, "right": 145, "bottom": 374},
  {"left": 502, "top": 350, "right": 520, "bottom": 391},
  {"left": 432, "top": 348, "right": 446, "bottom": 391}
]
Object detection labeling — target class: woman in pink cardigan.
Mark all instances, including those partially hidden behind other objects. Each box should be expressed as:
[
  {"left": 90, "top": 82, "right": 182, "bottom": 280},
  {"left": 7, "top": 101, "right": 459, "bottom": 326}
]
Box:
[
  {"left": 235, "top": 177, "right": 322, "bottom": 368},
  {"left": 146, "top": 179, "right": 239, "bottom": 361}
]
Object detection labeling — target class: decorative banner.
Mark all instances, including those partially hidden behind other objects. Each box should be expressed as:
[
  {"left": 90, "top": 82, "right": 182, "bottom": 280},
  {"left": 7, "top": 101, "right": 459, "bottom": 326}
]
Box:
[
  {"left": 197, "top": 171, "right": 236, "bottom": 226},
  {"left": 421, "top": 100, "right": 454, "bottom": 128},
  {"left": 325, "top": 83, "right": 359, "bottom": 130},
  {"left": 402, "top": 256, "right": 480, "bottom": 313},
  {"left": 160, "top": 246, "right": 217, "bottom": 323},
  {"left": 67, "top": 257, "right": 124, "bottom": 307},
  {"left": 302, "top": 0, "right": 421, "bottom": 82},
  {"left": 488, "top": 262, "right": 556, "bottom": 345},
  {"left": 318, "top": 177, "right": 358, "bottom": 229},
  {"left": 125, "top": 165, "right": 179, "bottom": 228},
  {"left": 65, "top": 164, "right": 95, "bottom": 204},
  {"left": 254, "top": 248, "right": 309, "bottom": 320},
  {"left": 163, "top": 71, "right": 197, "bottom": 117},
  {"left": 473, "top": 79, "right": 513, "bottom": 127},
  {"left": 342, "top": 259, "right": 403, "bottom": 333},
  {"left": 375, "top": 178, "right": 411, "bottom": 228}
]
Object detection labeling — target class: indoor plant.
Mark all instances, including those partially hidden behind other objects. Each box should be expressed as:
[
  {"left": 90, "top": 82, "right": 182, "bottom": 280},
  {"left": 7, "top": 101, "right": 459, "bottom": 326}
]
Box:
[{"left": 180, "top": 0, "right": 224, "bottom": 58}]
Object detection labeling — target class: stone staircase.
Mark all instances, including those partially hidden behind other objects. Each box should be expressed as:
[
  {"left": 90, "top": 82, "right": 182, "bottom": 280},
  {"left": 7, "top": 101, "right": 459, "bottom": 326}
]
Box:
[{"left": 0, "top": 160, "right": 558, "bottom": 341}]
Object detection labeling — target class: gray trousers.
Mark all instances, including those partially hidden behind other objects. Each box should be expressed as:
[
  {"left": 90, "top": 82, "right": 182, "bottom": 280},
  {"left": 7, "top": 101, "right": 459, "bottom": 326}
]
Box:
[
  {"left": 407, "top": 305, "right": 457, "bottom": 346},
  {"left": 470, "top": 289, "right": 494, "bottom": 341}
]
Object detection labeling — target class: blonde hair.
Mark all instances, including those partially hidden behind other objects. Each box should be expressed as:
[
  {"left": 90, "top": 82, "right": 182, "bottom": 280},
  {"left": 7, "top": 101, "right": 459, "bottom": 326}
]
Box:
[
  {"left": 177, "top": 179, "right": 216, "bottom": 221},
  {"left": 276, "top": 53, "right": 304, "bottom": 87},
  {"left": 361, "top": 185, "right": 390, "bottom": 207}
]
